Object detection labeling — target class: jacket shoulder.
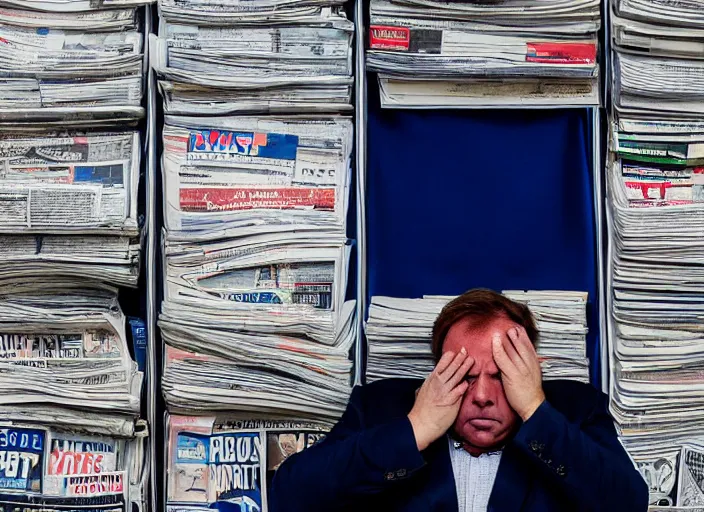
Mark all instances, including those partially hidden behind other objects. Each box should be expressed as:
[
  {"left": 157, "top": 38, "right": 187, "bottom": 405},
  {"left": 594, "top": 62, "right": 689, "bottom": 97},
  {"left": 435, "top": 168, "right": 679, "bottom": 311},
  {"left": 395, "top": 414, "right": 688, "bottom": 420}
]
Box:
[
  {"left": 350, "top": 378, "right": 422, "bottom": 423},
  {"left": 360, "top": 377, "right": 423, "bottom": 396},
  {"left": 543, "top": 379, "right": 607, "bottom": 422}
]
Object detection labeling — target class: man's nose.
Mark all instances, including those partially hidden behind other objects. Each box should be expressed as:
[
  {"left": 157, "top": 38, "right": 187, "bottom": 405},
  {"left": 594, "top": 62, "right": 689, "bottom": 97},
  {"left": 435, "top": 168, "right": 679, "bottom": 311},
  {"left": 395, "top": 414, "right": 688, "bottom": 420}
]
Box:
[{"left": 471, "top": 375, "right": 495, "bottom": 408}]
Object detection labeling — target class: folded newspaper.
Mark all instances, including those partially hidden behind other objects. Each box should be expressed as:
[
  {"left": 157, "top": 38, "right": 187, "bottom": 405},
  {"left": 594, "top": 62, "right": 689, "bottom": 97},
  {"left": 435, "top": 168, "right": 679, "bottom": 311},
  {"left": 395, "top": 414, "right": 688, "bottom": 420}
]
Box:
[
  {"left": 162, "top": 115, "right": 353, "bottom": 241},
  {"left": 0, "top": 5, "right": 145, "bottom": 122},
  {"left": 365, "top": 291, "right": 590, "bottom": 384},
  {"left": 0, "top": 131, "right": 141, "bottom": 235},
  {"left": 0, "top": 280, "right": 142, "bottom": 434},
  {"left": 159, "top": 0, "right": 346, "bottom": 24},
  {"left": 0, "top": 0, "right": 150, "bottom": 11},
  {"left": 163, "top": 232, "right": 351, "bottom": 321},
  {"left": 367, "top": 0, "right": 600, "bottom": 108},
  {"left": 160, "top": 231, "right": 355, "bottom": 419},
  {"left": 161, "top": 301, "right": 355, "bottom": 419},
  {"left": 0, "top": 234, "right": 140, "bottom": 287},
  {"left": 0, "top": 131, "right": 142, "bottom": 285},
  {"left": 0, "top": 424, "right": 148, "bottom": 512},
  {"left": 0, "top": 5, "right": 141, "bottom": 30},
  {"left": 611, "top": 0, "right": 704, "bottom": 118}
]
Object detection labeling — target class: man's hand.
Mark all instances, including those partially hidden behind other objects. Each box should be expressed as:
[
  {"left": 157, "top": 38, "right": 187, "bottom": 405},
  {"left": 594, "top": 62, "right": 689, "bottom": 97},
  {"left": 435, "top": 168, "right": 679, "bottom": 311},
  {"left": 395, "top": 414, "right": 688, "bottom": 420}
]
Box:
[
  {"left": 492, "top": 326, "right": 545, "bottom": 422},
  {"left": 407, "top": 349, "right": 474, "bottom": 452}
]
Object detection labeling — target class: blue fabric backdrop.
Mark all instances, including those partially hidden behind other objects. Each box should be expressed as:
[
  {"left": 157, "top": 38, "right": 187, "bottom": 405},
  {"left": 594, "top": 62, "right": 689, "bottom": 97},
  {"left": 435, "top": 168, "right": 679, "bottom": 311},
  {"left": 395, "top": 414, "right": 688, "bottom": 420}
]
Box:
[{"left": 365, "top": 96, "right": 601, "bottom": 387}]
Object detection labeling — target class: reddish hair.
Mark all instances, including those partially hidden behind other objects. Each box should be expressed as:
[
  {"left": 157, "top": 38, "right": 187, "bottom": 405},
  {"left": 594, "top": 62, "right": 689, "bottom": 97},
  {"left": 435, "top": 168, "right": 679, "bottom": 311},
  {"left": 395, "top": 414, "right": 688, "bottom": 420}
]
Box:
[{"left": 431, "top": 289, "right": 538, "bottom": 362}]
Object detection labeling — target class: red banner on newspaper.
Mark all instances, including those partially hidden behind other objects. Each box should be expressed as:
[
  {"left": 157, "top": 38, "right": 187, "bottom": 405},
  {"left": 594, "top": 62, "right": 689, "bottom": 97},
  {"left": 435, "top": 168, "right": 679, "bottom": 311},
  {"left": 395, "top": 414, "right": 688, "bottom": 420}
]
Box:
[
  {"left": 369, "top": 25, "right": 410, "bottom": 50},
  {"left": 525, "top": 42, "right": 596, "bottom": 65},
  {"left": 180, "top": 187, "right": 335, "bottom": 212},
  {"left": 65, "top": 473, "right": 124, "bottom": 497}
]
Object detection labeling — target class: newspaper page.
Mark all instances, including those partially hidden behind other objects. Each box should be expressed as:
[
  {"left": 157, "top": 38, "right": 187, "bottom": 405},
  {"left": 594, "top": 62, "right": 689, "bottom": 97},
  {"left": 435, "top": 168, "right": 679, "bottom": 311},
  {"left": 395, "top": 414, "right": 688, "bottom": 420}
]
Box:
[
  {"left": 0, "top": 234, "right": 140, "bottom": 287},
  {"left": 162, "top": 116, "right": 352, "bottom": 240},
  {"left": 365, "top": 0, "right": 600, "bottom": 107},
  {"left": 0, "top": 132, "right": 140, "bottom": 233},
  {"left": 166, "top": 415, "right": 329, "bottom": 512},
  {"left": 0, "top": 425, "right": 146, "bottom": 512}
]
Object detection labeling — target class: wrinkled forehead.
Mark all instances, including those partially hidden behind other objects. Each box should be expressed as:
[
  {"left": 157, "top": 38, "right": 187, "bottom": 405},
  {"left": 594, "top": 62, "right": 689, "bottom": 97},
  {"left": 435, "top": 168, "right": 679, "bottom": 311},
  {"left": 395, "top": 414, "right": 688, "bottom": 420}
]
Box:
[{"left": 442, "top": 315, "right": 519, "bottom": 366}]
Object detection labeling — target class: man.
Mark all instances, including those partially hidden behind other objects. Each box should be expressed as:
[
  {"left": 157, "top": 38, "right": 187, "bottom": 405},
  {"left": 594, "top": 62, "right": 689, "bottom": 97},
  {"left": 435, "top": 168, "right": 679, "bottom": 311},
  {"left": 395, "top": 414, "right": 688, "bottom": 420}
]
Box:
[{"left": 269, "top": 289, "right": 648, "bottom": 511}]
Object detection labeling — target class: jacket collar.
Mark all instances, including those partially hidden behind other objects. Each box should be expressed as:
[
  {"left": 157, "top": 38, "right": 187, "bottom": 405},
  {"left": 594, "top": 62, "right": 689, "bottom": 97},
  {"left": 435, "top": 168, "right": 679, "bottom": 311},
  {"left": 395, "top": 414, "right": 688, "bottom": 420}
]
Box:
[
  {"left": 422, "top": 435, "right": 458, "bottom": 511},
  {"left": 488, "top": 441, "right": 533, "bottom": 512},
  {"left": 421, "top": 435, "right": 533, "bottom": 512}
]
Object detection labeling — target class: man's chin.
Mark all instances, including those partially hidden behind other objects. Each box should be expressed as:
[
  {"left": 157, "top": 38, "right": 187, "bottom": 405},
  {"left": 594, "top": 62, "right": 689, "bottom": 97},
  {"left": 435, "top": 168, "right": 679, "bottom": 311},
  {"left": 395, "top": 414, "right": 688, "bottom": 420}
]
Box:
[{"left": 460, "top": 426, "right": 507, "bottom": 450}]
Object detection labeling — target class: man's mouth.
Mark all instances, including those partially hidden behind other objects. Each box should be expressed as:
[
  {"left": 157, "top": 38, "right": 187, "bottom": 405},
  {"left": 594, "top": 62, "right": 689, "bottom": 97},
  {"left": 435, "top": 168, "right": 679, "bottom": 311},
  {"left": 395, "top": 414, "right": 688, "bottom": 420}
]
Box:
[{"left": 468, "top": 418, "right": 499, "bottom": 430}]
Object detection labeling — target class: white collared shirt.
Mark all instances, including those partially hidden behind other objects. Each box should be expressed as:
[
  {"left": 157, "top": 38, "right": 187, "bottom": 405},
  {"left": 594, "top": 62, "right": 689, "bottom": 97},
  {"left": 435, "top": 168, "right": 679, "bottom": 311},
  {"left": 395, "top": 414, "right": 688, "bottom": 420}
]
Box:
[{"left": 447, "top": 436, "right": 503, "bottom": 512}]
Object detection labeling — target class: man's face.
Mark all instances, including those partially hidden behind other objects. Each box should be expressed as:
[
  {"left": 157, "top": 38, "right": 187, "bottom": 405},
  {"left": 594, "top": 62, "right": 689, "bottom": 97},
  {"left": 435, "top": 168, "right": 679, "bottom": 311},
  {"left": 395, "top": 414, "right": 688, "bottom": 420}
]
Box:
[{"left": 442, "top": 315, "right": 521, "bottom": 453}]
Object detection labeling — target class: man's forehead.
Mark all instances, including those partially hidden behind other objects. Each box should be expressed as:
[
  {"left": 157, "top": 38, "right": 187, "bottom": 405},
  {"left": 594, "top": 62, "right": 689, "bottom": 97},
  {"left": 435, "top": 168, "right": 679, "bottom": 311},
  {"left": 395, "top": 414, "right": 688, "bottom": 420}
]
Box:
[{"left": 443, "top": 316, "right": 517, "bottom": 352}]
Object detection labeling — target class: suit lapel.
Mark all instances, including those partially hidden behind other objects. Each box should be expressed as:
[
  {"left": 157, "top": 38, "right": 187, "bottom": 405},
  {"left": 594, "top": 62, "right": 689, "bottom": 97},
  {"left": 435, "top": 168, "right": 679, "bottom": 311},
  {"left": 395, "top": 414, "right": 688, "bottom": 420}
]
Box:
[
  {"left": 421, "top": 436, "right": 458, "bottom": 511},
  {"left": 488, "top": 443, "right": 533, "bottom": 512}
]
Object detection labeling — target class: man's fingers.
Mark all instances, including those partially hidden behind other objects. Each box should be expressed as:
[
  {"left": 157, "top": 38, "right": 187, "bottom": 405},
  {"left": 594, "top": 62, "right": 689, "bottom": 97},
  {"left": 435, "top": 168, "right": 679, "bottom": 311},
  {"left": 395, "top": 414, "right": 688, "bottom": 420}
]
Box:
[
  {"left": 438, "top": 349, "right": 467, "bottom": 383},
  {"left": 508, "top": 326, "right": 536, "bottom": 361},
  {"left": 509, "top": 326, "right": 541, "bottom": 373},
  {"left": 446, "top": 355, "right": 474, "bottom": 389},
  {"left": 499, "top": 331, "right": 525, "bottom": 370},
  {"left": 434, "top": 350, "right": 456, "bottom": 375},
  {"left": 507, "top": 327, "right": 530, "bottom": 365},
  {"left": 450, "top": 380, "right": 469, "bottom": 401},
  {"left": 492, "top": 333, "right": 513, "bottom": 373}
]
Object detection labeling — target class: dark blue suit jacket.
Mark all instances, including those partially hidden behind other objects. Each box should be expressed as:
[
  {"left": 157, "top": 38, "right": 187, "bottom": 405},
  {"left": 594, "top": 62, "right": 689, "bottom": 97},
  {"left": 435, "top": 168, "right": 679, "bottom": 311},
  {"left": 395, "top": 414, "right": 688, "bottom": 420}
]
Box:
[{"left": 270, "top": 378, "right": 648, "bottom": 511}]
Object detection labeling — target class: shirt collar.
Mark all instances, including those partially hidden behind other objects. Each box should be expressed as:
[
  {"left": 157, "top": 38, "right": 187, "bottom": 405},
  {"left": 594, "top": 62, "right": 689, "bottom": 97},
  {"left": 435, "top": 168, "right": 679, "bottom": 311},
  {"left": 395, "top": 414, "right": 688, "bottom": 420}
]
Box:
[{"left": 448, "top": 434, "right": 503, "bottom": 456}]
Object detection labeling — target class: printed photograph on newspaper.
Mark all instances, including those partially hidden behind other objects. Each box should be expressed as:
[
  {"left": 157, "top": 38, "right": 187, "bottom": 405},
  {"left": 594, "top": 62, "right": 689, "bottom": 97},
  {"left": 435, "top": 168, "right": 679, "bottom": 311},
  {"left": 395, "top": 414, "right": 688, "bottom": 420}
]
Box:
[
  {"left": 0, "top": 427, "right": 131, "bottom": 511},
  {"left": 167, "top": 416, "right": 331, "bottom": 512}
]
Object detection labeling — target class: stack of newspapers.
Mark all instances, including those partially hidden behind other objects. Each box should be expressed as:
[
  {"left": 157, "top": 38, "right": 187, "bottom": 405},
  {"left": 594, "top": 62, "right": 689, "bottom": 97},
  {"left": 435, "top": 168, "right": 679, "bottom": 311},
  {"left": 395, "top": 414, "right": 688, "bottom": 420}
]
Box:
[
  {"left": 0, "top": 0, "right": 148, "bottom": 510},
  {"left": 151, "top": 0, "right": 354, "bottom": 115},
  {"left": 0, "top": 134, "right": 148, "bottom": 508},
  {"left": 365, "top": 0, "right": 600, "bottom": 108},
  {"left": 158, "top": 116, "right": 355, "bottom": 512},
  {"left": 0, "top": 131, "right": 142, "bottom": 286},
  {"left": 154, "top": 0, "right": 356, "bottom": 509},
  {"left": 607, "top": 151, "right": 704, "bottom": 507},
  {"left": 0, "top": 0, "right": 146, "bottom": 126},
  {"left": 612, "top": 0, "right": 704, "bottom": 118},
  {"left": 158, "top": 116, "right": 355, "bottom": 421},
  {"left": 609, "top": 0, "right": 704, "bottom": 506},
  {"left": 607, "top": 131, "right": 704, "bottom": 507},
  {"left": 365, "top": 291, "right": 589, "bottom": 383}
]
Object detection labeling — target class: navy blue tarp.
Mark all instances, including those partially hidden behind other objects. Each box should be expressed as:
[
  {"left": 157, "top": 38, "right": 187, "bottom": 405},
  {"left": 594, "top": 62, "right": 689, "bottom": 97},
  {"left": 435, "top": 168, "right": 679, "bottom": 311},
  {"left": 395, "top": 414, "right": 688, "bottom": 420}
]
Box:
[{"left": 365, "top": 98, "right": 601, "bottom": 386}]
